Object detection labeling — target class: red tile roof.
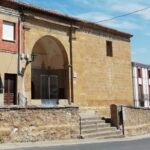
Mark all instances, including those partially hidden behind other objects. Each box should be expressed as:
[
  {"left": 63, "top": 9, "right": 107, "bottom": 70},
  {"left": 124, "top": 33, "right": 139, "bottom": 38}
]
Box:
[{"left": 3, "top": 0, "right": 133, "bottom": 38}]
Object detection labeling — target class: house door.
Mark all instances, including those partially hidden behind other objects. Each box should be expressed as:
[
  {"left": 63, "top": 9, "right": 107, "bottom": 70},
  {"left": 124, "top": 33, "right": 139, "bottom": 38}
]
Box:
[{"left": 4, "top": 74, "right": 17, "bottom": 105}]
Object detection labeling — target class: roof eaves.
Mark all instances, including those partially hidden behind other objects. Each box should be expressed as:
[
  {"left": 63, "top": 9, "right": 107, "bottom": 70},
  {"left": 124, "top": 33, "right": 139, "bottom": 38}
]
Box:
[{"left": 5, "top": 0, "right": 133, "bottom": 38}]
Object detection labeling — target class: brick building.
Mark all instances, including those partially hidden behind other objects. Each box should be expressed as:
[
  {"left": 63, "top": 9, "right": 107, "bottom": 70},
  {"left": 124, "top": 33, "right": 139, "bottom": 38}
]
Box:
[
  {"left": 0, "top": 0, "right": 133, "bottom": 117},
  {"left": 132, "top": 62, "right": 150, "bottom": 107}
]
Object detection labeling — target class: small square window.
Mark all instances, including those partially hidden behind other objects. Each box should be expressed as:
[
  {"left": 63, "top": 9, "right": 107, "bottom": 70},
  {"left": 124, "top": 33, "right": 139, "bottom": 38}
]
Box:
[
  {"left": 2, "top": 21, "right": 15, "bottom": 42},
  {"left": 106, "top": 41, "right": 113, "bottom": 57}
]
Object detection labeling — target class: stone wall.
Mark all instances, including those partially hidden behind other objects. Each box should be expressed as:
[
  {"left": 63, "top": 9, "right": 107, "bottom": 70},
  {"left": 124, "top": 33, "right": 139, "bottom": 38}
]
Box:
[
  {"left": 79, "top": 106, "right": 111, "bottom": 118},
  {"left": 73, "top": 30, "right": 133, "bottom": 109},
  {"left": 123, "top": 106, "right": 150, "bottom": 136},
  {"left": 0, "top": 106, "right": 80, "bottom": 143},
  {"left": 73, "top": 29, "right": 133, "bottom": 117}
]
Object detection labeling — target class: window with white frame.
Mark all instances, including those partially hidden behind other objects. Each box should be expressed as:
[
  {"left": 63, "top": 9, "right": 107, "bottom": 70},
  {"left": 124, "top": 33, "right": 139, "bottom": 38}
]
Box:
[{"left": 2, "top": 21, "right": 15, "bottom": 41}]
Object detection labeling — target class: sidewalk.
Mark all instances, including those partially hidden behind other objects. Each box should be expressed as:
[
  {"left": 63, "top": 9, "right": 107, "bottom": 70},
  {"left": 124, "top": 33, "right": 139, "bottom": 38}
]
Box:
[{"left": 1, "top": 134, "right": 150, "bottom": 150}]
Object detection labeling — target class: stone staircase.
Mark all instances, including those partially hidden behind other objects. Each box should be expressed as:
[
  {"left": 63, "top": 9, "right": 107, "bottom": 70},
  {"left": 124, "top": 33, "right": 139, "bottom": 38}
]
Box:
[{"left": 80, "top": 116, "right": 123, "bottom": 139}]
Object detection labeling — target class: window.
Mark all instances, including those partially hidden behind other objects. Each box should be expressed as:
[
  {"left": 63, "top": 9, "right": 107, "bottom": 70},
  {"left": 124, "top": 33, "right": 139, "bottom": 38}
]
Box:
[
  {"left": 137, "top": 68, "right": 142, "bottom": 78},
  {"left": 2, "top": 21, "right": 15, "bottom": 41},
  {"left": 139, "top": 85, "right": 143, "bottom": 100},
  {"left": 149, "top": 85, "right": 150, "bottom": 100},
  {"left": 106, "top": 41, "right": 113, "bottom": 57},
  {"left": 148, "top": 70, "right": 150, "bottom": 79},
  {"left": 0, "top": 75, "right": 3, "bottom": 94},
  {"left": 139, "top": 84, "right": 144, "bottom": 107}
]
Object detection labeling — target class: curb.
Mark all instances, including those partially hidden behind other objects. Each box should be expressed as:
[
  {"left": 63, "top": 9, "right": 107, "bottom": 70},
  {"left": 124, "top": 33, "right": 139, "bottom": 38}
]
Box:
[{"left": 1, "top": 135, "right": 150, "bottom": 149}]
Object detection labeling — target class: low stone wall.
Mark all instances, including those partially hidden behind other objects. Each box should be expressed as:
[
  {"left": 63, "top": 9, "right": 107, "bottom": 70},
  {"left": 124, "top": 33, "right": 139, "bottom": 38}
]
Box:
[
  {"left": 123, "top": 106, "right": 150, "bottom": 136},
  {"left": 0, "top": 106, "right": 80, "bottom": 143}
]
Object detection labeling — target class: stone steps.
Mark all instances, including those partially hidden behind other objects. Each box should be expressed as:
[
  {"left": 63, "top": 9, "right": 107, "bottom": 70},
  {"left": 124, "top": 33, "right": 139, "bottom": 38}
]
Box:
[
  {"left": 81, "top": 120, "right": 105, "bottom": 125},
  {"left": 83, "top": 129, "right": 123, "bottom": 139},
  {"left": 82, "top": 126, "right": 117, "bottom": 134},
  {"left": 97, "top": 134, "right": 124, "bottom": 140},
  {"left": 81, "top": 123, "right": 110, "bottom": 130},
  {"left": 81, "top": 117, "right": 105, "bottom": 122},
  {"left": 80, "top": 116, "right": 123, "bottom": 140}
]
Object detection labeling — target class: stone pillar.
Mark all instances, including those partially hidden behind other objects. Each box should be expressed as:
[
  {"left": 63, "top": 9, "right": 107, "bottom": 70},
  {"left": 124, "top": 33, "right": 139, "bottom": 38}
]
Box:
[
  {"left": 68, "top": 64, "right": 72, "bottom": 105},
  {"left": 24, "top": 63, "right": 31, "bottom": 105}
]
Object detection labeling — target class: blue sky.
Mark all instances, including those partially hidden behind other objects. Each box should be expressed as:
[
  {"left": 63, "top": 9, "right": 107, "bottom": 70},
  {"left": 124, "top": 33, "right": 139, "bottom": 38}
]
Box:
[{"left": 17, "top": 0, "right": 150, "bottom": 64}]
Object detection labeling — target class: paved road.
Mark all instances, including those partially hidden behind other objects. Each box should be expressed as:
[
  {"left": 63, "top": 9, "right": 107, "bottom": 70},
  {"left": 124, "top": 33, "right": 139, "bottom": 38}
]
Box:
[{"left": 8, "top": 138, "right": 150, "bottom": 150}]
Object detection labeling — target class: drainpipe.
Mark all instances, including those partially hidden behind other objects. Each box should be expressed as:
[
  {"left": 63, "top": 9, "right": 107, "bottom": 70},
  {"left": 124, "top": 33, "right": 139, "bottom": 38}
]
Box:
[
  {"left": 18, "top": 17, "right": 21, "bottom": 76},
  {"left": 18, "top": 10, "right": 25, "bottom": 105},
  {"left": 69, "top": 25, "right": 74, "bottom": 104},
  {"left": 17, "top": 14, "right": 21, "bottom": 105}
]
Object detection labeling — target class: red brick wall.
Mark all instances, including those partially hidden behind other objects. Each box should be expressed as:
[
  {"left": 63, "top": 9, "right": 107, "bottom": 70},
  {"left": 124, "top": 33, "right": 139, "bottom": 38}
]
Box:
[{"left": 0, "top": 20, "right": 18, "bottom": 53}]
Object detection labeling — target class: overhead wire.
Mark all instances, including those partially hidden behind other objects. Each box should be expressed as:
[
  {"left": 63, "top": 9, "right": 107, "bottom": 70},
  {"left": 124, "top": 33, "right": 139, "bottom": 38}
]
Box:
[{"left": 95, "top": 6, "right": 150, "bottom": 23}]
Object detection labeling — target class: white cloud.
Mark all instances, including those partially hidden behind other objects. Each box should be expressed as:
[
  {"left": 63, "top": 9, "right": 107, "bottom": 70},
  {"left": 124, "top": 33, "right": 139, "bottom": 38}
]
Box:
[
  {"left": 102, "top": 20, "right": 140, "bottom": 30},
  {"left": 138, "top": 9, "right": 150, "bottom": 20},
  {"left": 112, "top": 3, "right": 150, "bottom": 20},
  {"left": 113, "top": 3, "right": 144, "bottom": 12},
  {"left": 145, "top": 33, "right": 150, "bottom": 36},
  {"left": 77, "top": 12, "right": 111, "bottom": 22},
  {"left": 73, "top": 0, "right": 104, "bottom": 8},
  {"left": 132, "top": 48, "right": 148, "bottom": 55},
  {"left": 77, "top": 12, "right": 140, "bottom": 31},
  {"left": 77, "top": 0, "right": 150, "bottom": 21}
]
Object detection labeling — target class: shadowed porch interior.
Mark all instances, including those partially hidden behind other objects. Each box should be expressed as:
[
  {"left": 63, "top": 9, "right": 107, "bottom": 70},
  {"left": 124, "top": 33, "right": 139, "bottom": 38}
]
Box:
[{"left": 31, "top": 36, "right": 69, "bottom": 101}]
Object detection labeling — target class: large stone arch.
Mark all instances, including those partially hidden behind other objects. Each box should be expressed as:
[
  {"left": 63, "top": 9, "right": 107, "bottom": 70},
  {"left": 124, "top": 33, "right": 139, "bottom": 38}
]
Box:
[{"left": 31, "top": 35, "right": 69, "bottom": 103}]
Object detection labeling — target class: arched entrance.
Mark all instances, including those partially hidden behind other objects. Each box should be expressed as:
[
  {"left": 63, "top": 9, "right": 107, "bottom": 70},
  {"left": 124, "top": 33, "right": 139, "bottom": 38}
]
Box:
[{"left": 31, "top": 36, "right": 69, "bottom": 103}]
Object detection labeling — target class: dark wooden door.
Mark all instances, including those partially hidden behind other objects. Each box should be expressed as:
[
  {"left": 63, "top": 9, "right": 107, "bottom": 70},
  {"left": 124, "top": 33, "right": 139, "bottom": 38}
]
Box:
[{"left": 4, "top": 74, "right": 17, "bottom": 105}]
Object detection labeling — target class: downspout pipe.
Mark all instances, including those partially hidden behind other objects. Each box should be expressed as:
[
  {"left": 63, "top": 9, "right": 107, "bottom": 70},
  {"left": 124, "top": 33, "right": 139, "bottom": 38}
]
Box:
[
  {"left": 18, "top": 10, "right": 24, "bottom": 76},
  {"left": 17, "top": 15, "right": 21, "bottom": 105},
  {"left": 18, "top": 9, "right": 25, "bottom": 105},
  {"left": 69, "top": 24, "right": 74, "bottom": 104},
  {"left": 18, "top": 7, "right": 25, "bottom": 75}
]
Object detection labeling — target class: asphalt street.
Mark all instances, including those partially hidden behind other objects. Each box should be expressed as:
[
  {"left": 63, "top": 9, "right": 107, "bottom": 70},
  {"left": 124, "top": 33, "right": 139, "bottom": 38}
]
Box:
[{"left": 7, "top": 137, "right": 150, "bottom": 150}]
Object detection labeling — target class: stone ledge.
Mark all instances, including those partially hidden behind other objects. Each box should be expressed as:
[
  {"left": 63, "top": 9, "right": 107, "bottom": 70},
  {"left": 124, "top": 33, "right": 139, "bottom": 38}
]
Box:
[
  {"left": 0, "top": 105, "right": 79, "bottom": 111},
  {"left": 122, "top": 105, "right": 150, "bottom": 110}
]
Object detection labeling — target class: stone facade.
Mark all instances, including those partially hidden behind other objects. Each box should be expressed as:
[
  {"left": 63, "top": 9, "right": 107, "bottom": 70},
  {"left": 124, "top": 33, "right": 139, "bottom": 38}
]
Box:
[
  {"left": 73, "top": 30, "right": 133, "bottom": 108},
  {"left": 22, "top": 13, "right": 133, "bottom": 117},
  {"left": 0, "top": 106, "right": 79, "bottom": 142},
  {"left": 0, "top": 0, "right": 133, "bottom": 118}
]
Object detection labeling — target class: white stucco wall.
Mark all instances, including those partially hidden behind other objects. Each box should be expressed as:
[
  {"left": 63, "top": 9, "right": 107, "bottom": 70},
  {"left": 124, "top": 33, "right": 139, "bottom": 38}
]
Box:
[{"left": 132, "top": 63, "right": 150, "bottom": 107}]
